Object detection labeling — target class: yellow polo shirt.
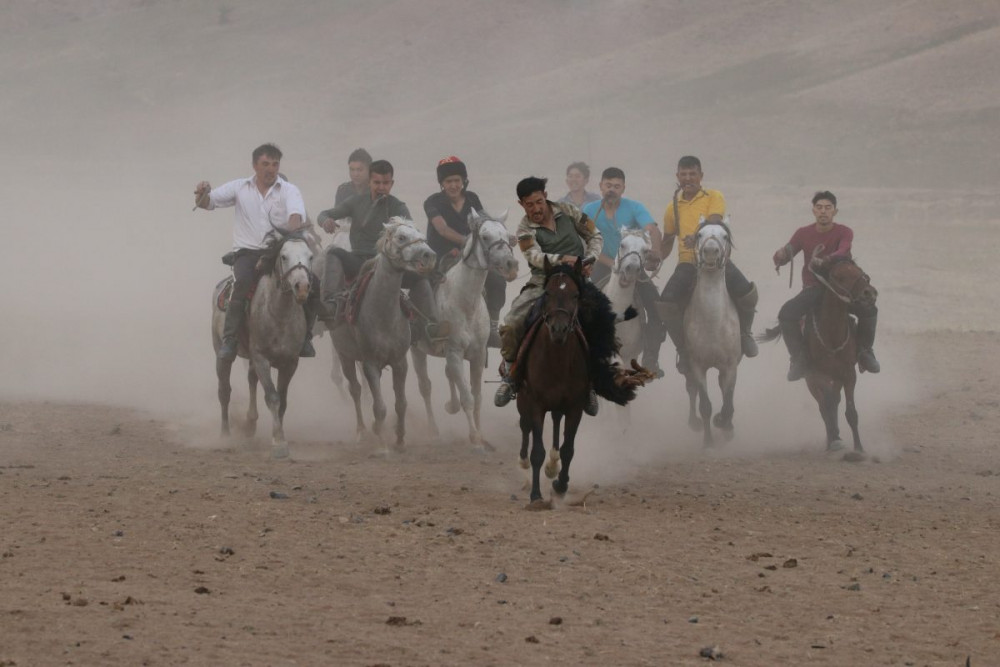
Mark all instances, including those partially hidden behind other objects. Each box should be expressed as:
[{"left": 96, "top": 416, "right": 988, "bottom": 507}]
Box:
[{"left": 662, "top": 189, "right": 726, "bottom": 265}]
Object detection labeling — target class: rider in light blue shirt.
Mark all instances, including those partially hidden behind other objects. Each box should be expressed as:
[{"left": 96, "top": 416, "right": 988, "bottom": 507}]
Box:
[{"left": 582, "top": 167, "right": 665, "bottom": 376}]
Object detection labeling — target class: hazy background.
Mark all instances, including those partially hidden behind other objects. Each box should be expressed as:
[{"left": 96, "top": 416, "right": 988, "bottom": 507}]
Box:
[{"left": 1, "top": 0, "right": 998, "bottom": 472}]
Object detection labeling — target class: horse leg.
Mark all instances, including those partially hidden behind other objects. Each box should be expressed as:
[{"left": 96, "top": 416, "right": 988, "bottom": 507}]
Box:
[
  {"left": 245, "top": 364, "right": 259, "bottom": 438},
  {"left": 361, "top": 361, "right": 387, "bottom": 446},
  {"left": 269, "top": 361, "right": 297, "bottom": 459},
  {"left": 390, "top": 356, "right": 408, "bottom": 451},
  {"left": 694, "top": 368, "right": 713, "bottom": 447},
  {"left": 216, "top": 358, "right": 233, "bottom": 437},
  {"left": 469, "top": 352, "right": 492, "bottom": 451},
  {"left": 810, "top": 377, "right": 842, "bottom": 451},
  {"left": 329, "top": 338, "right": 348, "bottom": 399},
  {"left": 546, "top": 411, "right": 562, "bottom": 479},
  {"left": 712, "top": 365, "right": 737, "bottom": 440},
  {"left": 518, "top": 407, "right": 531, "bottom": 469},
  {"left": 411, "top": 348, "right": 439, "bottom": 438},
  {"left": 527, "top": 410, "right": 548, "bottom": 507},
  {"left": 340, "top": 354, "right": 367, "bottom": 441},
  {"left": 826, "top": 382, "right": 844, "bottom": 451},
  {"left": 444, "top": 376, "right": 461, "bottom": 415},
  {"left": 251, "top": 355, "right": 282, "bottom": 449},
  {"left": 686, "top": 374, "right": 702, "bottom": 430},
  {"left": 553, "top": 408, "right": 583, "bottom": 496},
  {"left": 445, "top": 348, "right": 478, "bottom": 446},
  {"left": 844, "top": 375, "right": 863, "bottom": 453}
]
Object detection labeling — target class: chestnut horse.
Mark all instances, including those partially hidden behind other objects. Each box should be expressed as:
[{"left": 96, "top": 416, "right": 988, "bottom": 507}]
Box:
[{"left": 761, "top": 258, "right": 878, "bottom": 454}]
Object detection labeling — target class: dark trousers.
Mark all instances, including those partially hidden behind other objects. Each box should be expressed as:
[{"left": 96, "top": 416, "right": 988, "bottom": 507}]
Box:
[
  {"left": 232, "top": 249, "right": 264, "bottom": 301},
  {"left": 659, "top": 261, "right": 752, "bottom": 305}
]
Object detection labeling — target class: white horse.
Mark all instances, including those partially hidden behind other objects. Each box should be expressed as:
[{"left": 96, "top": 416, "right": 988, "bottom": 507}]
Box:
[
  {"left": 212, "top": 232, "right": 315, "bottom": 458},
  {"left": 312, "top": 218, "right": 354, "bottom": 396},
  {"left": 602, "top": 229, "right": 651, "bottom": 368},
  {"left": 684, "top": 218, "right": 742, "bottom": 446},
  {"left": 411, "top": 210, "right": 518, "bottom": 448}
]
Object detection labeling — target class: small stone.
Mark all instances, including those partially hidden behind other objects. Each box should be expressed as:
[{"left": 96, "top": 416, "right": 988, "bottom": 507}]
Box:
[
  {"left": 373, "top": 506, "right": 392, "bottom": 515},
  {"left": 71, "top": 597, "right": 89, "bottom": 607},
  {"left": 688, "top": 616, "right": 699, "bottom": 623},
  {"left": 851, "top": 493, "right": 863, "bottom": 500},
  {"left": 445, "top": 527, "right": 463, "bottom": 536},
  {"left": 495, "top": 573, "right": 508, "bottom": 583},
  {"left": 194, "top": 586, "right": 211, "bottom": 595},
  {"left": 219, "top": 547, "right": 235, "bottom": 556},
  {"left": 525, "top": 635, "right": 539, "bottom": 644},
  {"left": 113, "top": 530, "right": 124, "bottom": 537},
  {"left": 269, "top": 491, "right": 289, "bottom": 500},
  {"left": 549, "top": 616, "right": 563, "bottom": 625},
  {"left": 782, "top": 558, "right": 798, "bottom": 568},
  {"left": 845, "top": 583, "right": 861, "bottom": 591},
  {"left": 699, "top": 645, "right": 723, "bottom": 660},
  {"left": 593, "top": 533, "right": 610, "bottom": 541}
]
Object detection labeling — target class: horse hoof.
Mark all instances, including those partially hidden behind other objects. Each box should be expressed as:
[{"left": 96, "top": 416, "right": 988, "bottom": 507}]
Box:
[
  {"left": 842, "top": 450, "right": 866, "bottom": 463},
  {"left": 827, "top": 439, "right": 845, "bottom": 452},
  {"left": 474, "top": 438, "right": 495, "bottom": 453},
  {"left": 688, "top": 417, "right": 703, "bottom": 431},
  {"left": 444, "top": 400, "right": 461, "bottom": 415},
  {"left": 271, "top": 442, "right": 289, "bottom": 459},
  {"left": 711, "top": 414, "right": 734, "bottom": 431},
  {"left": 243, "top": 422, "right": 258, "bottom": 438},
  {"left": 544, "top": 461, "right": 559, "bottom": 479},
  {"left": 524, "top": 499, "right": 552, "bottom": 511},
  {"left": 392, "top": 439, "right": 406, "bottom": 453},
  {"left": 518, "top": 457, "right": 530, "bottom": 470},
  {"left": 552, "top": 479, "right": 568, "bottom": 496}
]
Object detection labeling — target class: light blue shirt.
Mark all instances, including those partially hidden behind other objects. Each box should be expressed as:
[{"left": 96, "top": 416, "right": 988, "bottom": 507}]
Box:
[{"left": 582, "top": 197, "right": 655, "bottom": 259}]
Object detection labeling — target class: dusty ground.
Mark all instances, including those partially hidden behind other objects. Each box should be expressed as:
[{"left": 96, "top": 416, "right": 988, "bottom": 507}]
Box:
[{"left": 2, "top": 331, "right": 998, "bottom": 666}]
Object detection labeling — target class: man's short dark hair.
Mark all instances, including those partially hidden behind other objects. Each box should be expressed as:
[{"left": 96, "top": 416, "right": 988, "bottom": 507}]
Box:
[
  {"left": 601, "top": 167, "right": 625, "bottom": 182},
  {"left": 812, "top": 191, "right": 837, "bottom": 207},
  {"left": 517, "top": 176, "right": 548, "bottom": 200},
  {"left": 348, "top": 148, "right": 372, "bottom": 165},
  {"left": 369, "top": 159, "right": 394, "bottom": 178},
  {"left": 252, "top": 143, "right": 282, "bottom": 164},
  {"left": 566, "top": 161, "right": 590, "bottom": 179},
  {"left": 677, "top": 155, "right": 702, "bottom": 171}
]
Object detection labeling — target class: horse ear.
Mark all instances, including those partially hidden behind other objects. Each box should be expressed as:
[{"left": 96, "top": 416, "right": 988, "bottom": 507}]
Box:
[
  {"left": 468, "top": 210, "right": 482, "bottom": 233},
  {"left": 496, "top": 208, "right": 509, "bottom": 225}
]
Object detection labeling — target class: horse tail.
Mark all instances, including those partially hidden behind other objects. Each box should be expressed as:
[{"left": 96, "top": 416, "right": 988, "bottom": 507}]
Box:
[
  {"left": 592, "top": 361, "right": 639, "bottom": 406},
  {"left": 756, "top": 323, "right": 783, "bottom": 344}
]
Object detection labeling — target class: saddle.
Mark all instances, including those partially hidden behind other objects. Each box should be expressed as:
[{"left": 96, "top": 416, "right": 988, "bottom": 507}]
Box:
[
  {"left": 215, "top": 276, "right": 258, "bottom": 313},
  {"left": 329, "top": 260, "right": 414, "bottom": 328}
]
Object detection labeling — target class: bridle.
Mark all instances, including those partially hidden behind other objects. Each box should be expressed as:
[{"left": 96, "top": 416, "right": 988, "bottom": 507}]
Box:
[
  {"left": 462, "top": 219, "right": 513, "bottom": 271},
  {"left": 273, "top": 238, "right": 314, "bottom": 293},
  {"left": 382, "top": 225, "right": 428, "bottom": 267},
  {"left": 614, "top": 232, "right": 654, "bottom": 283},
  {"left": 542, "top": 274, "right": 580, "bottom": 335},
  {"left": 695, "top": 223, "right": 731, "bottom": 270},
  {"left": 809, "top": 260, "right": 871, "bottom": 306}
]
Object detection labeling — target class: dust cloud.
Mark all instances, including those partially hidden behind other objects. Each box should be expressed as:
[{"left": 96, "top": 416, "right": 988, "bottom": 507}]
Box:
[{"left": 0, "top": 1, "right": 997, "bottom": 481}]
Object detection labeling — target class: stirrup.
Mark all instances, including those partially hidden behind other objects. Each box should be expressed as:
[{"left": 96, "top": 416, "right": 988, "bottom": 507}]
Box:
[
  {"left": 494, "top": 380, "right": 516, "bottom": 407},
  {"left": 858, "top": 349, "right": 880, "bottom": 374},
  {"left": 787, "top": 357, "right": 807, "bottom": 382},
  {"left": 584, "top": 389, "right": 599, "bottom": 417},
  {"left": 217, "top": 339, "right": 238, "bottom": 362}
]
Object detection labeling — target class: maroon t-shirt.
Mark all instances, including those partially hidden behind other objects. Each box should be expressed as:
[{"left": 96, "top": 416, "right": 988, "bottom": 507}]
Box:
[{"left": 787, "top": 222, "right": 853, "bottom": 288}]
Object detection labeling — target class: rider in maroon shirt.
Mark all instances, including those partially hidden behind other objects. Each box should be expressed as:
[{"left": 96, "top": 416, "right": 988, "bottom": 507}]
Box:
[{"left": 772, "top": 191, "right": 880, "bottom": 381}]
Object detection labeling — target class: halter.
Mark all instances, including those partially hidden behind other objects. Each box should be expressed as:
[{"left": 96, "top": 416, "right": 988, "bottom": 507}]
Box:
[
  {"left": 273, "top": 238, "right": 315, "bottom": 293},
  {"left": 613, "top": 230, "right": 654, "bottom": 282},
  {"left": 382, "top": 226, "right": 428, "bottom": 267},
  {"left": 542, "top": 274, "right": 581, "bottom": 332},
  {"left": 695, "top": 223, "right": 731, "bottom": 270}
]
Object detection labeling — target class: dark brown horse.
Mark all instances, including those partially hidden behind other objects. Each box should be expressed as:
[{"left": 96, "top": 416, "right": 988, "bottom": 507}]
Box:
[
  {"left": 762, "top": 258, "right": 878, "bottom": 455},
  {"left": 516, "top": 259, "right": 590, "bottom": 509}
]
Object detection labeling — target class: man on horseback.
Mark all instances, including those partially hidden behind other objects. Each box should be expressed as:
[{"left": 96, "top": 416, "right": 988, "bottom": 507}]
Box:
[
  {"left": 772, "top": 191, "right": 880, "bottom": 380},
  {"left": 194, "top": 143, "right": 317, "bottom": 361},
  {"left": 648, "top": 155, "right": 759, "bottom": 374},
  {"left": 423, "top": 156, "right": 506, "bottom": 347},
  {"left": 334, "top": 148, "right": 372, "bottom": 206},
  {"left": 583, "top": 166, "right": 666, "bottom": 374},
  {"left": 558, "top": 161, "right": 601, "bottom": 209},
  {"left": 494, "top": 176, "right": 604, "bottom": 415},
  {"left": 317, "top": 159, "right": 447, "bottom": 340}
]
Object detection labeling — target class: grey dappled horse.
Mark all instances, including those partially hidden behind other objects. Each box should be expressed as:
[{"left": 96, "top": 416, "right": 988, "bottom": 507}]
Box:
[
  {"left": 212, "top": 232, "right": 315, "bottom": 458},
  {"left": 684, "top": 219, "right": 742, "bottom": 446},
  {"left": 410, "top": 210, "right": 518, "bottom": 448},
  {"left": 326, "top": 219, "right": 436, "bottom": 450}
]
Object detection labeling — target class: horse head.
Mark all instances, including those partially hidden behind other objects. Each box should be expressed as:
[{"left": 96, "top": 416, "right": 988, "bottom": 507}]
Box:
[
  {"left": 273, "top": 236, "right": 314, "bottom": 303},
  {"left": 825, "top": 258, "right": 878, "bottom": 308},
  {"left": 541, "top": 257, "right": 583, "bottom": 344},
  {"left": 378, "top": 217, "right": 437, "bottom": 274},
  {"left": 614, "top": 229, "right": 651, "bottom": 288},
  {"left": 467, "top": 209, "right": 518, "bottom": 281},
  {"left": 695, "top": 216, "right": 733, "bottom": 271}
]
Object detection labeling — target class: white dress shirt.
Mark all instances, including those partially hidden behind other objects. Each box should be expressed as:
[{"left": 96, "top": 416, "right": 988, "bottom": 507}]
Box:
[{"left": 208, "top": 176, "right": 306, "bottom": 250}]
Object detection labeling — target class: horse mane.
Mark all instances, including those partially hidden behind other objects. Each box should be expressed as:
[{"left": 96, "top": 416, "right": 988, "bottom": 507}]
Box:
[{"left": 542, "top": 263, "right": 639, "bottom": 406}]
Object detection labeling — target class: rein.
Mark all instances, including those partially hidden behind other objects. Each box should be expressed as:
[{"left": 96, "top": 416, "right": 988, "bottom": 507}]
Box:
[
  {"left": 462, "top": 220, "right": 512, "bottom": 271},
  {"left": 811, "top": 311, "right": 851, "bottom": 354}
]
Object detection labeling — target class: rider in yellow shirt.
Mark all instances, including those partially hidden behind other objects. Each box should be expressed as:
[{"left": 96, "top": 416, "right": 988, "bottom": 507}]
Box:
[{"left": 646, "top": 156, "right": 758, "bottom": 374}]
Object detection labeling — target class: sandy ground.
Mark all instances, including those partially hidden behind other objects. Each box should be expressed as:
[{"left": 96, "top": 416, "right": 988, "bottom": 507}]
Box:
[{"left": 2, "top": 330, "right": 998, "bottom": 667}]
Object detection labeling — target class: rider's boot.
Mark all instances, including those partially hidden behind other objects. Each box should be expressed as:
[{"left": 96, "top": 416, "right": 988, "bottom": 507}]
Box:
[
  {"left": 640, "top": 326, "right": 665, "bottom": 378},
  {"left": 494, "top": 359, "right": 517, "bottom": 407},
  {"left": 218, "top": 297, "right": 247, "bottom": 362},
  {"left": 734, "top": 283, "right": 759, "bottom": 358},
  {"left": 780, "top": 319, "right": 808, "bottom": 381},
  {"left": 658, "top": 300, "right": 690, "bottom": 375},
  {"left": 299, "top": 291, "right": 318, "bottom": 358},
  {"left": 856, "top": 314, "right": 881, "bottom": 373},
  {"left": 584, "top": 388, "right": 600, "bottom": 417}
]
